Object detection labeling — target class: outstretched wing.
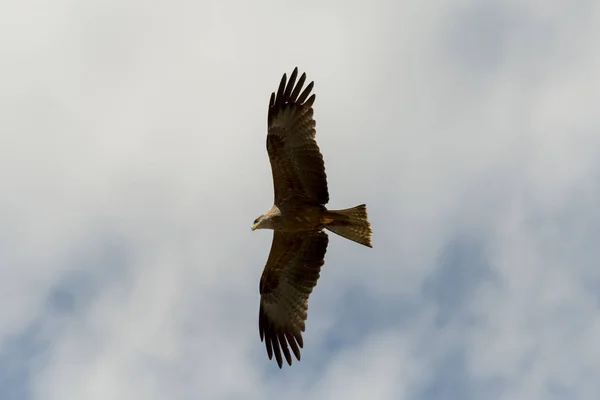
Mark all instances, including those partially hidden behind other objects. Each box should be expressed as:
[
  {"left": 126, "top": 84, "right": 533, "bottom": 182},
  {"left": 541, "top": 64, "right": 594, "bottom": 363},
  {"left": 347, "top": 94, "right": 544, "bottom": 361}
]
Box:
[
  {"left": 258, "top": 230, "right": 329, "bottom": 368},
  {"left": 267, "top": 68, "right": 329, "bottom": 206}
]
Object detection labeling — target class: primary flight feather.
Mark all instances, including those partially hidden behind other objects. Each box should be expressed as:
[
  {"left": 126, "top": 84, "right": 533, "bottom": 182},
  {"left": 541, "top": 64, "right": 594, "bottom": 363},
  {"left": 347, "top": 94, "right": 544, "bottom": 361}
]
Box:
[{"left": 252, "top": 68, "right": 373, "bottom": 368}]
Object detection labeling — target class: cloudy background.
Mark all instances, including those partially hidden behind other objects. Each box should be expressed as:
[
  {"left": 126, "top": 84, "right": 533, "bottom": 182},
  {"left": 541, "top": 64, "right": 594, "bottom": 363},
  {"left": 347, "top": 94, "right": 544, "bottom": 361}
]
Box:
[{"left": 2, "top": 0, "right": 600, "bottom": 399}]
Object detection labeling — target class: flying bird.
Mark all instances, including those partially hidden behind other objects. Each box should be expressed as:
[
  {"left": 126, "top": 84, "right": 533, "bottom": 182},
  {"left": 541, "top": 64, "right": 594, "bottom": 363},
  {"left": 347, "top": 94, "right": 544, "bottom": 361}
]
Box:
[{"left": 252, "top": 68, "right": 373, "bottom": 368}]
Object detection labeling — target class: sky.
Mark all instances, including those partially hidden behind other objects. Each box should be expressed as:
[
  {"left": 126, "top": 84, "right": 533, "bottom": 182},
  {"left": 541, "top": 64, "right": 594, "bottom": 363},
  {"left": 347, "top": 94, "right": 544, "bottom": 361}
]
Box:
[{"left": 1, "top": 0, "right": 600, "bottom": 399}]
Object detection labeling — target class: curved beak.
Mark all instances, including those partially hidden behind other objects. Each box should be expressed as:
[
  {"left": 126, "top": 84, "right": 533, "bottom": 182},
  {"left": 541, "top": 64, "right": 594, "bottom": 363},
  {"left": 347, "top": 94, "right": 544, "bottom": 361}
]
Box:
[{"left": 251, "top": 222, "right": 258, "bottom": 231}]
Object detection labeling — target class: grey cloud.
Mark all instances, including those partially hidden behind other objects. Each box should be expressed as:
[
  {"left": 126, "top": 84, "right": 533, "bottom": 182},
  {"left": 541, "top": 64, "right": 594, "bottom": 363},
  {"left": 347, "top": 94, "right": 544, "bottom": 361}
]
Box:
[{"left": 1, "top": 0, "right": 600, "bottom": 399}]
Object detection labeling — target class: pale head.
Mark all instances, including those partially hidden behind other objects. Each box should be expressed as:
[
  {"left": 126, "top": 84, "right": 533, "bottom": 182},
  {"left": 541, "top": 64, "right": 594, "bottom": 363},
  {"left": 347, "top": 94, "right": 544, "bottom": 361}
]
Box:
[{"left": 251, "top": 206, "right": 279, "bottom": 230}]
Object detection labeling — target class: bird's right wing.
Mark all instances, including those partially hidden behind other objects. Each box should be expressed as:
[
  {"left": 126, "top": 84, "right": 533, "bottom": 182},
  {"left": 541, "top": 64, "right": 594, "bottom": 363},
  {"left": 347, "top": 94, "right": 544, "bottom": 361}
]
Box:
[
  {"left": 258, "top": 230, "right": 329, "bottom": 368},
  {"left": 267, "top": 68, "right": 329, "bottom": 206}
]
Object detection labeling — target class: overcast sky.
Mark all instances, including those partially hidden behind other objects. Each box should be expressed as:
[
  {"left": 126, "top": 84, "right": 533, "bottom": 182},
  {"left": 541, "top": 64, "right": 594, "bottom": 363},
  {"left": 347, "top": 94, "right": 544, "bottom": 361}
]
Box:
[{"left": 2, "top": 0, "right": 600, "bottom": 399}]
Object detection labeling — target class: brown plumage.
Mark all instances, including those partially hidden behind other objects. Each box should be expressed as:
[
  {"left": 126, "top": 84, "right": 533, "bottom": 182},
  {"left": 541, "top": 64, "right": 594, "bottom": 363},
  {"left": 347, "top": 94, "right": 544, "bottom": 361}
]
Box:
[{"left": 252, "top": 68, "right": 373, "bottom": 368}]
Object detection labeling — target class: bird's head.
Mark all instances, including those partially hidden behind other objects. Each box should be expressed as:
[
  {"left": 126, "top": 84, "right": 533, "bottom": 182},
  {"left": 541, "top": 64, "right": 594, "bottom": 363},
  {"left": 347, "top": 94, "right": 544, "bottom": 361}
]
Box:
[
  {"left": 252, "top": 206, "right": 279, "bottom": 230},
  {"left": 251, "top": 214, "right": 270, "bottom": 231}
]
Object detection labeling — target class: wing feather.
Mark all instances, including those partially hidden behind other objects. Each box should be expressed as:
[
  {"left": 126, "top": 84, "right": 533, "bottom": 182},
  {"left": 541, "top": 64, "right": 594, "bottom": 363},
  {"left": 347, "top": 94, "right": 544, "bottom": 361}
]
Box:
[
  {"left": 258, "top": 231, "right": 329, "bottom": 368},
  {"left": 267, "top": 68, "right": 329, "bottom": 206},
  {"left": 289, "top": 72, "right": 306, "bottom": 103},
  {"left": 282, "top": 68, "right": 298, "bottom": 101}
]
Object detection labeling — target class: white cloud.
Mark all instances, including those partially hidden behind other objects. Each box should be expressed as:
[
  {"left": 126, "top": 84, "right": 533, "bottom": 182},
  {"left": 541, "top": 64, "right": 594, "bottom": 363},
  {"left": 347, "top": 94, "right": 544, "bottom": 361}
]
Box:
[{"left": 1, "top": 0, "right": 600, "bottom": 399}]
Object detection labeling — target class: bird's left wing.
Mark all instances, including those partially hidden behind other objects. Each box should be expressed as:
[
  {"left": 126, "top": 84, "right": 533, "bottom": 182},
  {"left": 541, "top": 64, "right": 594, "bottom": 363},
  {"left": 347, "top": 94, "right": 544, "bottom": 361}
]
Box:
[
  {"left": 258, "top": 230, "right": 329, "bottom": 368},
  {"left": 267, "top": 68, "right": 329, "bottom": 206}
]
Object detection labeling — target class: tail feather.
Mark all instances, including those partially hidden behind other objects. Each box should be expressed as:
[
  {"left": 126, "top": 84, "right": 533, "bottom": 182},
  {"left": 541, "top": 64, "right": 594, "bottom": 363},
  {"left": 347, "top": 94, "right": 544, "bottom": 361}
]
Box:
[{"left": 325, "top": 204, "right": 372, "bottom": 248}]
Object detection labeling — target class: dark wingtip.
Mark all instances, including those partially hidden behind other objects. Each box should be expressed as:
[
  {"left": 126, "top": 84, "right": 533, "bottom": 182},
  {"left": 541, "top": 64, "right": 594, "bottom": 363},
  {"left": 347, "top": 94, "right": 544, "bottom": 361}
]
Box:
[
  {"left": 259, "top": 310, "right": 265, "bottom": 341},
  {"left": 275, "top": 73, "right": 287, "bottom": 107},
  {"left": 282, "top": 68, "right": 298, "bottom": 101},
  {"left": 278, "top": 332, "right": 293, "bottom": 366},
  {"left": 259, "top": 304, "right": 305, "bottom": 368},
  {"left": 297, "top": 81, "right": 314, "bottom": 104},
  {"left": 289, "top": 72, "right": 306, "bottom": 104},
  {"left": 272, "top": 332, "right": 283, "bottom": 368},
  {"left": 269, "top": 92, "right": 275, "bottom": 109}
]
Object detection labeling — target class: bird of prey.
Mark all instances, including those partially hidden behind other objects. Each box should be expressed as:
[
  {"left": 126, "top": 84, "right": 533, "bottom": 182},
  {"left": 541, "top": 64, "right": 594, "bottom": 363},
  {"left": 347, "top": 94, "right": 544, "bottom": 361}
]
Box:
[{"left": 251, "top": 68, "right": 373, "bottom": 368}]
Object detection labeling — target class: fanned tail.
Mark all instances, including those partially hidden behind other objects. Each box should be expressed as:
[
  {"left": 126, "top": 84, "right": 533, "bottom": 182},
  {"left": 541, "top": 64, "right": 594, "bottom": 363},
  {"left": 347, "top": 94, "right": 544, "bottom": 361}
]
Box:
[{"left": 325, "top": 204, "right": 372, "bottom": 248}]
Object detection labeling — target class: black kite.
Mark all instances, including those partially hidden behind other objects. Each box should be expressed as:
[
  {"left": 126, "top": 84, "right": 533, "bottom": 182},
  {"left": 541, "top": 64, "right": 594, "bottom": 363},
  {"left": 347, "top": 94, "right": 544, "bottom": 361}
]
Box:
[{"left": 251, "top": 68, "right": 372, "bottom": 368}]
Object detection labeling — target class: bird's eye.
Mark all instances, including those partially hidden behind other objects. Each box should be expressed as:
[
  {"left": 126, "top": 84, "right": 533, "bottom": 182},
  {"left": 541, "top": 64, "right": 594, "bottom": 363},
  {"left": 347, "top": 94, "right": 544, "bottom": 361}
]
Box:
[{"left": 254, "top": 218, "right": 259, "bottom": 224}]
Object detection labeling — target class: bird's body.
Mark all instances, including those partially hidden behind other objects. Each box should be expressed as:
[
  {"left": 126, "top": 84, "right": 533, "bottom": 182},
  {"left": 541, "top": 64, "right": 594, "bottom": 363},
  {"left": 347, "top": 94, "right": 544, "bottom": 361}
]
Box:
[
  {"left": 254, "top": 204, "right": 332, "bottom": 232},
  {"left": 252, "top": 68, "right": 372, "bottom": 368}
]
